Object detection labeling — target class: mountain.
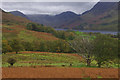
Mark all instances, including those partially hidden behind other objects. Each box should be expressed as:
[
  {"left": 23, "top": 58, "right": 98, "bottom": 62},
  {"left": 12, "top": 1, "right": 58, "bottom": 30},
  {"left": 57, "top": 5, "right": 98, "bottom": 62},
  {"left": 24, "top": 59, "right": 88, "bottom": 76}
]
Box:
[
  {"left": 9, "top": 2, "right": 118, "bottom": 31},
  {"left": 27, "top": 2, "right": 118, "bottom": 31},
  {"left": 10, "top": 11, "right": 28, "bottom": 19},
  {"left": 62, "top": 2, "right": 118, "bottom": 31},
  {"left": 27, "top": 11, "right": 80, "bottom": 28}
]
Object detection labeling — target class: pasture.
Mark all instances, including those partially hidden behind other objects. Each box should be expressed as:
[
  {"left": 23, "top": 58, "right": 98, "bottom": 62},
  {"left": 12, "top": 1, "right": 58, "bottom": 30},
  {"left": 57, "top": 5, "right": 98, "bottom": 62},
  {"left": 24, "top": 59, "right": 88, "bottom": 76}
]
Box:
[{"left": 2, "top": 51, "right": 118, "bottom": 68}]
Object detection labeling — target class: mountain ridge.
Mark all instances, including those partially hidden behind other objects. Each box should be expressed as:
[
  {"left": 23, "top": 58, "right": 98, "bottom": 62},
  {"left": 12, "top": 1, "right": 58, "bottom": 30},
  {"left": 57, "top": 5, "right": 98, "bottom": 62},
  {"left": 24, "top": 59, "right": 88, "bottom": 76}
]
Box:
[{"left": 10, "top": 2, "right": 119, "bottom": 31}]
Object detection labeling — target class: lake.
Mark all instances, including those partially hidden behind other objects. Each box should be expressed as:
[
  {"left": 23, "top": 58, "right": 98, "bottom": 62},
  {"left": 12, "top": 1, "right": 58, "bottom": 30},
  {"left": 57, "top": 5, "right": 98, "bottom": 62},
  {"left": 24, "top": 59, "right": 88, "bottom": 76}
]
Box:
[{"left": 55, "top": 29, "right": 118, "bottom": 35}]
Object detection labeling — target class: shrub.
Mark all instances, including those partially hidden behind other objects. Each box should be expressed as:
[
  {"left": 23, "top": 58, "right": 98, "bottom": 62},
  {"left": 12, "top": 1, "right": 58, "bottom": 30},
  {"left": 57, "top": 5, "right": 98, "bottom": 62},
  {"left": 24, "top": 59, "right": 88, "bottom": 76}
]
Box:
[{"left": 7, "top": 58, "right": 16, "bottom": 66}]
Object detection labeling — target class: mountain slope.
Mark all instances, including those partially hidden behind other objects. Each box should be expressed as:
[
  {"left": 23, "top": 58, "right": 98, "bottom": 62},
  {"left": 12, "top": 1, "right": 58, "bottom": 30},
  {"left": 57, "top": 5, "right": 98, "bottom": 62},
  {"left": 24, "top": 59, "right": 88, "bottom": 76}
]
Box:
[
  {"left": 82, "top": 2, "right": 117, "bottom": 16},
  {"left": 62, "top": 2, "right": 118, "bottom": 31},
  {"left": 10, "top": 11, "right": 28, "bottom": 19}
]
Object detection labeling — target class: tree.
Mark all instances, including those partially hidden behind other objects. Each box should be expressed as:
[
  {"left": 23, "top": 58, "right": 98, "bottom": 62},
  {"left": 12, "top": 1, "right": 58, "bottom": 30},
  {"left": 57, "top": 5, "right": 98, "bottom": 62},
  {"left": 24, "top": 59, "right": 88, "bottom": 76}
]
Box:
[
  {"left": 68, "top": 35, "right": 94, "bottom": 66},
  {"left": 2, "top": 40, "right": 12, "bottom": 54},
  {"left": 7, "top": 58, "right": 16, "bottom": 66},
  {"left": 10, "top": 38, "right": 23, "bottom": 54},
  {"left": 93, "top": 34, "right": 118, "bottom": 68}
]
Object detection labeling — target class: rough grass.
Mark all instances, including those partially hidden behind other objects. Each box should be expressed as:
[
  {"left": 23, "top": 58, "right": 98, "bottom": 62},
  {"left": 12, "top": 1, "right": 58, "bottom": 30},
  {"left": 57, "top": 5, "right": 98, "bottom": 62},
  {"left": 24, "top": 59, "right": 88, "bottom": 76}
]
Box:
[
  {"left": 2, "top": 52, "right": 84, "bottom": 67},
  {"left": 2, "top": 51, "right": 119, "bottom": 68}
]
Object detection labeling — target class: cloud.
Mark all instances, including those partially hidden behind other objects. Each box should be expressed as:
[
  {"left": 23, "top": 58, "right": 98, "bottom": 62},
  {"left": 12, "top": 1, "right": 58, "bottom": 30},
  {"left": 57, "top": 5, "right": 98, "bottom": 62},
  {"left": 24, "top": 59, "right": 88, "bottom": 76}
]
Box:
[
  {"left": 1, "top": 2, "right": 98, "bottom": 15},
  {"left": 2, "top": 0, "right": 119, "bottom": 2},
  {"left": 2, "top": 0, "right": 100, "bottom": 2}
]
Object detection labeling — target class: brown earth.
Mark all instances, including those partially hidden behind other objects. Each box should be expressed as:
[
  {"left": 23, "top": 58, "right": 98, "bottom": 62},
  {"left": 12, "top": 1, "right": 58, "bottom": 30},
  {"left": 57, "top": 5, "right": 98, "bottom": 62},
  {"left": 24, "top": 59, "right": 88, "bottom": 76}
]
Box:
[{"left": 2, "top": 67, "right": 118, "bottom": 78}]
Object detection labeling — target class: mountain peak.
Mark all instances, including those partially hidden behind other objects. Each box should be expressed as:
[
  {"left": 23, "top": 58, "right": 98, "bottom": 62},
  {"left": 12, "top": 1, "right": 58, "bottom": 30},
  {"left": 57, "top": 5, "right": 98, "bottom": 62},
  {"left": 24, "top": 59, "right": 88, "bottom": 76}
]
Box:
[
  {"left": 59, "top": 11, "right": 77, "bottom": 15},
  {"left": 55, "top": 11, "right": 79, "bottom": 18},
  {"left": 63, "top": 11, "right": 76, "bottom": 14}
]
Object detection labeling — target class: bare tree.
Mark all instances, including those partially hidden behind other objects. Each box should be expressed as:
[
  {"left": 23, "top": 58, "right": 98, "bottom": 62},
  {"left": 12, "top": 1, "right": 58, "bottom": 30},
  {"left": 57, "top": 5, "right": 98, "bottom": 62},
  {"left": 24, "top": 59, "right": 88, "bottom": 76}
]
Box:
[{"left": 68, "top": 35, "right": 94, "bottom": 66}]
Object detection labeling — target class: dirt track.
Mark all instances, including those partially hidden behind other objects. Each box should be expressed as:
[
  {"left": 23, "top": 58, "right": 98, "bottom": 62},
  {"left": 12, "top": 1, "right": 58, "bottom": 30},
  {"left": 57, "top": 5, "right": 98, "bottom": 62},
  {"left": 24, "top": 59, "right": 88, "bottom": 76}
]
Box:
[{"left": 2, "top": 67, "right": 118, "bottom": 78}]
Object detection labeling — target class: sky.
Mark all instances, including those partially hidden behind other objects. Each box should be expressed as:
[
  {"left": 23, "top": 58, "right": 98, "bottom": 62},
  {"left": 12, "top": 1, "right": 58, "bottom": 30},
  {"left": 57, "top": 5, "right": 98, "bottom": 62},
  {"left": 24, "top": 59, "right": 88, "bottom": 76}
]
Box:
[
  {"left": 1, "top": 0, "right": 119, "bottom": 2},
  {"left": 1, "top": 0, "right": 119, "bottom": 15},
  {"left": 1, "top": 2, "right": 98, "bottom": 15}
]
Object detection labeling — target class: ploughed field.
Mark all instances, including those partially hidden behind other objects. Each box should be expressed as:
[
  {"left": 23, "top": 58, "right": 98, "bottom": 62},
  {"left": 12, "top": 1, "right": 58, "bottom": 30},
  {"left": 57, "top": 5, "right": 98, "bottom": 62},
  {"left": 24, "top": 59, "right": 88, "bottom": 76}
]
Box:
[
  {"left": 2, "top": 67, "right": 118, "bottom": 78},
  {"left": 2, "top": 51, "right": 119, "bottom": 78}
]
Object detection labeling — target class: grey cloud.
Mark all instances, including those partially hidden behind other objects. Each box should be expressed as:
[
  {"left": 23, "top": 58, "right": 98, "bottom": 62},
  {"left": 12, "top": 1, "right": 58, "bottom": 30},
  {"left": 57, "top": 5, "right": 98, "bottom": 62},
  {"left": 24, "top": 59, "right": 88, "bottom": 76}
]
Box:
[
  {"left": 1, "top": 2, "right": 97, "bottom": 15},
  {"left": 2, "top": 0, "right": 100, "bottom": 2},
  {"left": 2, "top": 0, "right": 119, "bottom": 2}
]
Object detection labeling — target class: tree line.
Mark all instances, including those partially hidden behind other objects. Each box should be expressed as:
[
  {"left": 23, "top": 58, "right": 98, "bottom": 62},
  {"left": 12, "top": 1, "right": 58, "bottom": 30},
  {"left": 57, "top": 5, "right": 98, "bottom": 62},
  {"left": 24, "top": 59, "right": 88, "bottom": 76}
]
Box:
[{"left": 2, "top": 39, "right": 74, "bottom": 54}]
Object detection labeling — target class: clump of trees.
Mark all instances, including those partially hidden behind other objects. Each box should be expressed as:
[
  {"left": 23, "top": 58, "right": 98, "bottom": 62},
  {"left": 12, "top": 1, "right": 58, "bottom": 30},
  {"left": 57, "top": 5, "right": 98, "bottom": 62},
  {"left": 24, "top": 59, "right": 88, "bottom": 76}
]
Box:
[
  {"left": 26, "top": 23, "right": 75, "bottom": 40},
  {"left": 93, "top": 34, "right": 118, "bottom": 67},
  {"left": 2, "top": 39, "right": 74, "bottom": 54},
  {"left": 69, "top": 34, "right": 118, "bottom": 67}
]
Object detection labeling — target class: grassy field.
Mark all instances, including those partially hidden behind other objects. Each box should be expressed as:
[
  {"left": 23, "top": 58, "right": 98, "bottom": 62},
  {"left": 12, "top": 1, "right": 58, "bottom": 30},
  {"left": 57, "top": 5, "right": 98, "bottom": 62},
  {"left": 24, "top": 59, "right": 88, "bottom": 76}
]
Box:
[
  {"left": 2, "top": 51, "right": 83, "bottom": 67},
  {"left": 2, "top": 51, "right": 118, "bottom": 68}
]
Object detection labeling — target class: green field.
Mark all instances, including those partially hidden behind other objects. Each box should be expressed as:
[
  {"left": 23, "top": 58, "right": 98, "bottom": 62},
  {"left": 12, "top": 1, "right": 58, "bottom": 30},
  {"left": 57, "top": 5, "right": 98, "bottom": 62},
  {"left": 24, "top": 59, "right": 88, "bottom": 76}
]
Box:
[
  {"left": 2, "top": 52, "right": 81, "bottom": 67},
  {"left": 2, "top": 52, "right": 118, "bottom": 68}
]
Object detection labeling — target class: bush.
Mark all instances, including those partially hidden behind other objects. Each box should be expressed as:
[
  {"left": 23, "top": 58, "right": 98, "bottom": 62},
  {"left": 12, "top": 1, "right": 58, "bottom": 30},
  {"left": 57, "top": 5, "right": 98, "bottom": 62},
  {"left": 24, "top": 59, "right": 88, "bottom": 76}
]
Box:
[{"left": 7, "top": 58, "right": 16, "bottom": 66}]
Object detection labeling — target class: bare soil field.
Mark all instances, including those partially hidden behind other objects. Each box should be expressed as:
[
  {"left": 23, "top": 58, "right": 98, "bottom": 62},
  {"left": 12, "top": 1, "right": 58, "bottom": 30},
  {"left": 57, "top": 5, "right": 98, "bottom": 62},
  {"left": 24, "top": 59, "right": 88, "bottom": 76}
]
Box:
[{"left": 2, "top": 67, "right": 118, "bottom": 78}]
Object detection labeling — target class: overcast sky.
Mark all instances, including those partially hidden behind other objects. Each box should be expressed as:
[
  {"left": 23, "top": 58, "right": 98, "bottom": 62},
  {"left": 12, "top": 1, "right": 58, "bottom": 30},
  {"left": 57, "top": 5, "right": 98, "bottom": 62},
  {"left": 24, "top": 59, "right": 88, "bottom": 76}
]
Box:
[
  {"left": 2, "top": 2, "right": 99, "bottom": 15},
  {"left": 1, "top": 0, "right": 119, "bottom": 15},
  {"left": 1, "top": 0, "right": 119, "bottom": 2}
]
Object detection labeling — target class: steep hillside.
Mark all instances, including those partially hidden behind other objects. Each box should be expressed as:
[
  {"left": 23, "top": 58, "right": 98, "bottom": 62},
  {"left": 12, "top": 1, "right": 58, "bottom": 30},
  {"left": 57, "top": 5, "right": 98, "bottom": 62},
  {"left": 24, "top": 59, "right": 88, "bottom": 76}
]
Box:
[{"left": 2, "top": 10, "right": 58, "bottom": 41}]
